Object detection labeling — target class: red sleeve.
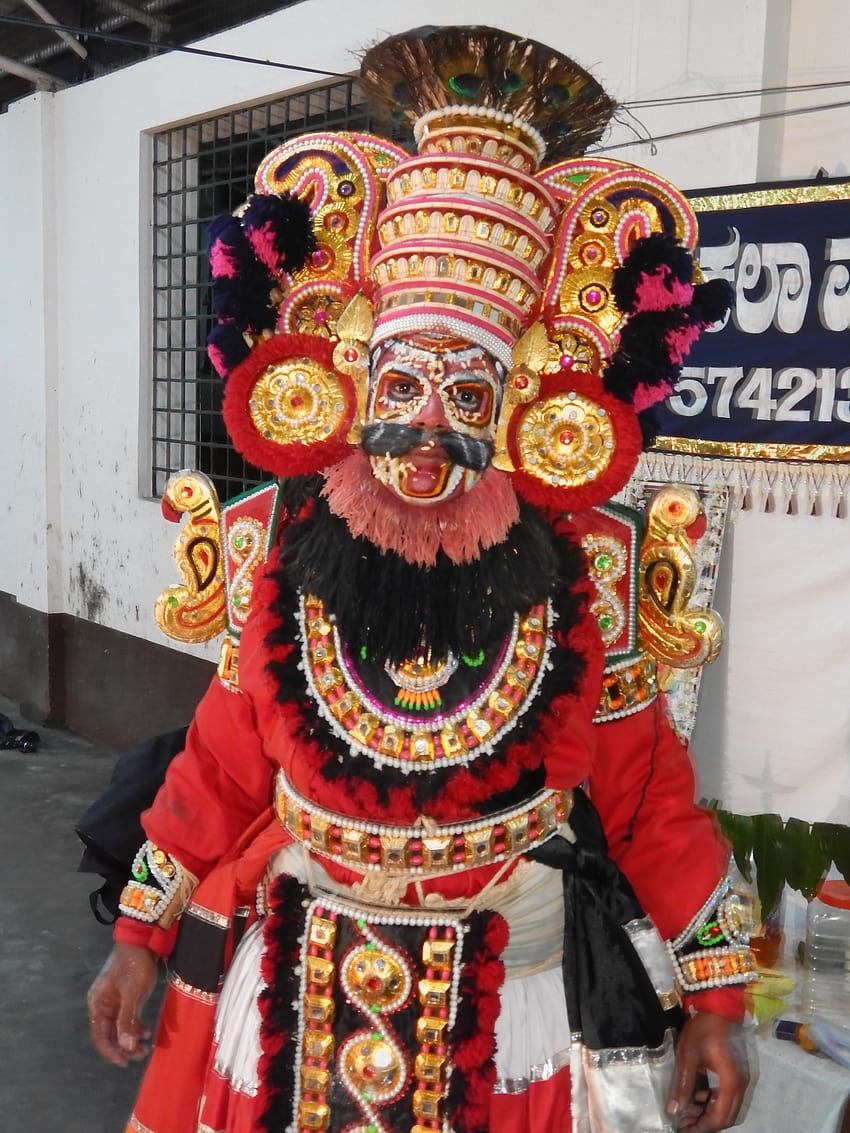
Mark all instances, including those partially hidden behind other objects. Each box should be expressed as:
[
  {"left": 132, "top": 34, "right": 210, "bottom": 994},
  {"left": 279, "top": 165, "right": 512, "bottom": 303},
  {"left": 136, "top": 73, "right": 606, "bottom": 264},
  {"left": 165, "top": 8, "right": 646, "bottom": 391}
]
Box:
[
  {"left": 113, "top": 915, "right": 178, "bottom": 959},
  {"left": 589, "top": 696, "right": 728, "bottom": 939},
  {"left": 139, "top": 627, "right": 278, "bottom": 881},
  {"left": 589, "top": 696, "right": 745, "bottom": 1020}
]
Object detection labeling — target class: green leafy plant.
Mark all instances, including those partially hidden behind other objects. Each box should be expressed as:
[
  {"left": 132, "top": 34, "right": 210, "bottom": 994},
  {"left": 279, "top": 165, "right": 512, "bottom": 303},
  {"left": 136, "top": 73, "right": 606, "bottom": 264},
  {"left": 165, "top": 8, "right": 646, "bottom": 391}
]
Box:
[{"left": 709, "top": 808, "right": 850, "bottom": 916}]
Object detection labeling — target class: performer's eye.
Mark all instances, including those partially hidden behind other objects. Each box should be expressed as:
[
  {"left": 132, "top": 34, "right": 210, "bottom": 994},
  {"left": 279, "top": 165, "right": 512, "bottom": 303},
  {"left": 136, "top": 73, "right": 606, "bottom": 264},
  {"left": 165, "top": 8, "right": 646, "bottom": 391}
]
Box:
[
  {"left": 385, "top": 375, "right": 423, "bottom": 403},
  {"left": 448, "top": 381, "right": 491, "bottom": 420}
]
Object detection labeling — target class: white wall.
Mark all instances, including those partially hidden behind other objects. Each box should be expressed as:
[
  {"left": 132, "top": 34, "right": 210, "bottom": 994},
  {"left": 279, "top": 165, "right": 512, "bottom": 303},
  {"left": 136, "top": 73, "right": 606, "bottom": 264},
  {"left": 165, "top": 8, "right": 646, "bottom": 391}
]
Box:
[{"left": 2, "top": 0, "right": 848, "bottom": 656}]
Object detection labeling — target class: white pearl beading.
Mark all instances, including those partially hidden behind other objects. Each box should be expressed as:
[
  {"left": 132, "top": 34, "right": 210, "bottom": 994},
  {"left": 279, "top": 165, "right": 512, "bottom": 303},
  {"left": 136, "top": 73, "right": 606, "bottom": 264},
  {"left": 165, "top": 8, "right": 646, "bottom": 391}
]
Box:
[
  {"left": 414, "top": 104, "right": 547, "bottom": 165},
  {"left": 275, "top": 767, "right": 567, "bottom": 877},
  {"left": 669, "top": 874, "right": 730, "bottom": 952},
  {"left": 120, "top": 840, "right": 183, "bottom": 923}
]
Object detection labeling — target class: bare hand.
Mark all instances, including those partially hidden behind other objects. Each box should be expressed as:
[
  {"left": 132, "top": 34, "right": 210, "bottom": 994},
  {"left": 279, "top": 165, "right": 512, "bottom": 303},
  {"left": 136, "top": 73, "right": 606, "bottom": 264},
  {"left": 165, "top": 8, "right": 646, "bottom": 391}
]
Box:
[
  {"left": 667, "top": 1012, "right": 749, "bottom": 1131},
  {"left": 87, "top": 943, "right": 158, "bottom": 1066}
]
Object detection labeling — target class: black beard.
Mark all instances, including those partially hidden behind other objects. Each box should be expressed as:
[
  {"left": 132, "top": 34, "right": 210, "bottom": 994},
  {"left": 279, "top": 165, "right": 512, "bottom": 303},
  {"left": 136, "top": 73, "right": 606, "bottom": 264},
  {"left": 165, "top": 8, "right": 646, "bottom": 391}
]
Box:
[
  {"left": 279, "top": 493, "right": 567, "bottom": 667},
  {"left": 361, "top": 421, "right": 494, "bottom": 472}
]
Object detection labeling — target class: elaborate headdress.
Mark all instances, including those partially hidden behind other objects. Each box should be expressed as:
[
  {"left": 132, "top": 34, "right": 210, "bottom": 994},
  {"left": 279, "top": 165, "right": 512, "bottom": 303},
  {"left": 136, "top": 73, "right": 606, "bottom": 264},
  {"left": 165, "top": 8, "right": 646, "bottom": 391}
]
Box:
[{"left": 208, "top": 25, "right": 729, "bottom": 515}]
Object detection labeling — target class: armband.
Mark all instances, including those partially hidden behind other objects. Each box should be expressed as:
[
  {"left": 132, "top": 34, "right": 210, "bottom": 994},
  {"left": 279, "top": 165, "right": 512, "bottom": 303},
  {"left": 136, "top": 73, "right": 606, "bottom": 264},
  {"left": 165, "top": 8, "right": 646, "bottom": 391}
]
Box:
[
  {"left": 667, "top": 875, "right": 757, "bottom": 993},
  {"left": 119, "top": 841, "right": 198, "bottom": 929}
]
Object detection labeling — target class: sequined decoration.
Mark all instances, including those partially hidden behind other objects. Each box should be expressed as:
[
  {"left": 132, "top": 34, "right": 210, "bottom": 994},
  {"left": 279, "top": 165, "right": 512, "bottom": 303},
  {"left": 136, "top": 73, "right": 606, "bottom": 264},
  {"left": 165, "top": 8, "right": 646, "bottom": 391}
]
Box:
[
  {"left": 292, "top": 899, "right": 466, "bottom": 1133},
  {"left": 516, "top": 389, "right": 615, "bottom": 489},
  {"left": 119, "top": 841, "right": 184, "bottom": 924},
  {"left": 227, "top": 517, "right": 266, "bottom": 626},
  {"left": 581, "top": 532, "right": 627, "bottom": 646},
  {"left": 385, "top": 651, "right": 460, "bottom": 712},
  {"left": 596, "top": 655, "right": 658, "bottom": 721}
]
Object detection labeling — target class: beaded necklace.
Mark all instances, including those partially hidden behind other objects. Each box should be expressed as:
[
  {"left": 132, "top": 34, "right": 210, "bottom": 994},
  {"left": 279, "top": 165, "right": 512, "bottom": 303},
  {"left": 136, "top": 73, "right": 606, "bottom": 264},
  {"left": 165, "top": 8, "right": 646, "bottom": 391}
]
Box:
[{"left": 298, "top": 592, "right": 555, "bottom": 773}]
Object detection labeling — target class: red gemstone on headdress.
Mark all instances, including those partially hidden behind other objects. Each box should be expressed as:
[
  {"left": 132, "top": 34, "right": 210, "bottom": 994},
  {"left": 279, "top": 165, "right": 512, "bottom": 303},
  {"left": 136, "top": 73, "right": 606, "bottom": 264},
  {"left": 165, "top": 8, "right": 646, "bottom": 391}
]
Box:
[
  {"left": 586, "top": 289, "right": 602, "bottom": 304},
  {"left": 560, "top": 431, "right": 574, "bottom": 445},
  {"left": 513, "top": 375, "right": 529, "bottom": 390},
  {"left": 559, "top": 354, "right": 573, "bottom": 368},
  {"left": 290, "top": 395, "right": 304, "bottom": 408},
  {"left": 344, "top": 348, "right": 359, "bottom": 362},
  {"left": 180, "top": 485, "right": 193, "bottom": 498},
  {"left": 312, "top": 249, "right": 330, "bottom": 268},
  {"left": 313, "top": 309, "right": 329, "bottom": 325},
  {"left": 669, "top": 502, "right": 682, "bottom": 514}
]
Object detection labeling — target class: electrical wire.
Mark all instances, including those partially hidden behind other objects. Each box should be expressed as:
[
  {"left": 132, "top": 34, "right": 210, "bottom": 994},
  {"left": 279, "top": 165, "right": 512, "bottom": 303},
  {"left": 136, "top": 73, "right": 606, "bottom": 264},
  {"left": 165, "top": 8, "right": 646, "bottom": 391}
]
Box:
[
  {"left": 596, "top": 96, "right": 850, "bottom": 154},
  {"left": 2, "top": 8, "right": 850, "bottom": 151},
  {"left": 628, "top": 77, "right": 850, "bottom": 108},
  {"left": 0, "top": 12, "right": 351, "bottom": 79}
]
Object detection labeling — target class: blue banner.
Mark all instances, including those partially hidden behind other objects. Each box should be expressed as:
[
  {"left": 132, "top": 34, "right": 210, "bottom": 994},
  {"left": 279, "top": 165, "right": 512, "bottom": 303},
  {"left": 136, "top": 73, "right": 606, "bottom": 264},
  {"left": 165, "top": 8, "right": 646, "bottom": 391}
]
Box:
[{"left": 652, "top": 180, "right": 850, "bottom": 457}]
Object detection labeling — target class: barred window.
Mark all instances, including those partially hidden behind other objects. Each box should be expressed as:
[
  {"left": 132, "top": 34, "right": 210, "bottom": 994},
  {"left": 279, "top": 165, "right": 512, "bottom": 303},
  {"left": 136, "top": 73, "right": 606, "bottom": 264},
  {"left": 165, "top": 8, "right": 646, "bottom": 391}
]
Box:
[{"left": 150, "top": 79, "right": 371, "bottom": 501}]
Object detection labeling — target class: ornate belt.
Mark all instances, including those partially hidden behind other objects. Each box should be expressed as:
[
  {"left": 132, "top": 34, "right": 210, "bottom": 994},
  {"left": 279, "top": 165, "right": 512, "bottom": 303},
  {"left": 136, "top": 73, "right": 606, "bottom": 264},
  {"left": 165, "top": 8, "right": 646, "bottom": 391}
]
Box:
[{"left": 275, "top": 770, "right": 572, "bottom": 876}]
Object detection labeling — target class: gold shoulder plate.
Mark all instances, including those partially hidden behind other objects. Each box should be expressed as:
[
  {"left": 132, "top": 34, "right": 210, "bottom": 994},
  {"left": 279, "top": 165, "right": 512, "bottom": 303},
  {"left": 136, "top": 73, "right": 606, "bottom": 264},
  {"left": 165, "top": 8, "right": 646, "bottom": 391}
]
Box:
[
  {"left": 154, "top": 470, "right": 227, "bottom": 644},
  {"left": 638, "top": 485, "right": 723, "bottom": 669}
]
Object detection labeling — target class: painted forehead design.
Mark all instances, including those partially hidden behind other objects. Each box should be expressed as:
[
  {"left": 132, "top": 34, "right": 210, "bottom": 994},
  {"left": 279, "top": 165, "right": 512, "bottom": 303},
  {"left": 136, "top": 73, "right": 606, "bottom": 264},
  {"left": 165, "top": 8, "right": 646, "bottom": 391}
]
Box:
[{"left": 372, "top": 339, "right": 506, "bottom": 381}]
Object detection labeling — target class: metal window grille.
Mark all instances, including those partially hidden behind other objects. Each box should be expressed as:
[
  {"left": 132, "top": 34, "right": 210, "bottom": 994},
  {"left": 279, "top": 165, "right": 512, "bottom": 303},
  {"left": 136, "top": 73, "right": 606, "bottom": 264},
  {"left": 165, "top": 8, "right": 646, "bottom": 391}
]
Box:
[{"left": 150, "top": 78, "right": 371, "bottom": 501}]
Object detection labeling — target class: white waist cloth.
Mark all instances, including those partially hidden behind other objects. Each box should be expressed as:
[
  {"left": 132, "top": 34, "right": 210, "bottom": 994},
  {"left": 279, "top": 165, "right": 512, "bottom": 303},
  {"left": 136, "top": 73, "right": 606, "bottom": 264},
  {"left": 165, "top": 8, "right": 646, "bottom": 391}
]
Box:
[{"left": 211, "top": 843, "right": 571, "bottom": 1095}]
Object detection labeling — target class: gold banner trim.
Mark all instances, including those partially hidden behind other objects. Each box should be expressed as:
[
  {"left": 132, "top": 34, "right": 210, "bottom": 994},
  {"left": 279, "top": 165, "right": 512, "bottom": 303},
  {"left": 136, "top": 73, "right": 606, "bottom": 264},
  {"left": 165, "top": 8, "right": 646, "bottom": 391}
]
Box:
[
  {"left": 651, "top": 437, "right": 850, "bottom": 463},
  {"left": 689, "top": 181, "right": 850, "bottom": 212}
]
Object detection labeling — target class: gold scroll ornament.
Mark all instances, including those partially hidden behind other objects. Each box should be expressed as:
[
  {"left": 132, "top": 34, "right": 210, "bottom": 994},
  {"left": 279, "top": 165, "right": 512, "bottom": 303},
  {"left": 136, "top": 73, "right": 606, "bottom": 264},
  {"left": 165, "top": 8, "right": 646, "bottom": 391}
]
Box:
[
  {"left": 638, "top": 485, "right": 722, "bottom": 674},
  {"left": 154, "top": 470, "right": 227, "bottom": 643}
]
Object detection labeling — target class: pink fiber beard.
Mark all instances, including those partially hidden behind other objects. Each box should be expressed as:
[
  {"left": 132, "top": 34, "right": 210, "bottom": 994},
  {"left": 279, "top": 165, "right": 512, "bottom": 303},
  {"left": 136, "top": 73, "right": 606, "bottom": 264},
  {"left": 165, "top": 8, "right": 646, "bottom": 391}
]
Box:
[{"left": 321, "top": 450, "right": 520, "bottom": 567}]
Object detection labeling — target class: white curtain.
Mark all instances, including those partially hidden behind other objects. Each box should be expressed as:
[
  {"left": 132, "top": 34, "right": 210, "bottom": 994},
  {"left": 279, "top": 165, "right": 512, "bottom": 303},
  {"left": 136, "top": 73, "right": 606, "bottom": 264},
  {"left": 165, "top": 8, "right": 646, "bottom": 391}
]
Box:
[{"left": 634, "top": 455, "right": 850, "bottom": 826}]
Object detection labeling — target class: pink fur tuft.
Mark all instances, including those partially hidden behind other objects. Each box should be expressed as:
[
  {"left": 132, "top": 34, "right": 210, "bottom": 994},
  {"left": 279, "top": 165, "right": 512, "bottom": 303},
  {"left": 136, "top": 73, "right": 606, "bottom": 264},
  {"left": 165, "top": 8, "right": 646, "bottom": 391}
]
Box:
[
  {"left": 245, "top": 222, "right": 280, "bottom": 275},
  {"left": 207, "top": 343, "right": 229, "bottom": 378},
  {"left": 209, "top": 238, "right": 240, "bottom": 280},
  {"left": 632, "top": 379, "right": 674, "bottom": 412},
  {"left": 633, "top": 266, "right": 693, "bottom": 312},
  {"left": 322, "top": 451, "right": 519, "bottom": 566},
  {"left": 665, "top": 323, "right": 703, "bottom": 364}
]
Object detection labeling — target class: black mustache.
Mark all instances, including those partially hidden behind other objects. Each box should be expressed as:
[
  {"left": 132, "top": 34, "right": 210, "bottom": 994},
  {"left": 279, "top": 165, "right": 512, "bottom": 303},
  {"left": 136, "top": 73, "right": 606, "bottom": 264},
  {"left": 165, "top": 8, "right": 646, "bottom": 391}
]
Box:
[{"left": 360, "top": 422, "right": 494, "bottom": 472}]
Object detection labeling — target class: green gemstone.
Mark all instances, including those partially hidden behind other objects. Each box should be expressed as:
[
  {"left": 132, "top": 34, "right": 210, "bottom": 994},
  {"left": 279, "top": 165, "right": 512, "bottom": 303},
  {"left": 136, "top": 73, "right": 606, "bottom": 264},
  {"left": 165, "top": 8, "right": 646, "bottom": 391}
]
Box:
[
  {"left": 233, "top": 595, "right": 241, "bottom": 607},
  {"left": 694, "top": 619, "right": 707, "bottom": 634},
  {"left": 372, "top": 1033, "right": 381, "bottom": 1042},
  {"left": 366, "top": 942, "right": 376, "bottom": 950},
  {"left": 371, "top": 1004, "right": 380, "bottom": 1013},
  {"left": 599, "top": 615, "right": 613, "bottom": 630},
  {"left": 357, "top": 919, "right": 366, "bottom": 930},
  {"left": 132, "top": 861, "right": 149, "bottom": 882},
  {"left": 360, "top": 645, "right": 368, "bottom": 660},
  {"left": 234, "top": 536, "right": 244, "bottom": 549},
  {"left": 595, "top": 553, "right": 612, "bottom": 572},
  {"left": 167, "top": 596, "right": 179, "bottom": 608}
]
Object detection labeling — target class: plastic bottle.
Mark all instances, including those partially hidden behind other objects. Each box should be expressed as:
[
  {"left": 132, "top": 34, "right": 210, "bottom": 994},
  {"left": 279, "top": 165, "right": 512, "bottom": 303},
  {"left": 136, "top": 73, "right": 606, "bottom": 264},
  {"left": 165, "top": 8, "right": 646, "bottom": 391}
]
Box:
[{"left": 802, "top": 880, "right": 850, "bottom": 1024}]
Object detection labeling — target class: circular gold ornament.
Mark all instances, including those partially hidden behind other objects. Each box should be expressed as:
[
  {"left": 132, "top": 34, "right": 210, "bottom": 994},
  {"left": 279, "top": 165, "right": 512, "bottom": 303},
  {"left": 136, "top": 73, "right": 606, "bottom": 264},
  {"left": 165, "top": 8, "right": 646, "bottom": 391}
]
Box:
[
  {"left": 341, "top": 1035, "right": 403, "bottom": 1098},
  {"left": 344, "top": 948, "right": 408, "bottom": 1011},
  {"left": 248, "top": 358, "right": 347, "bottom": 446},
  {"left": 558, "top": 265, "right": 620, "bottom": 336},
  {"left": 516, "top": 391, "right": 616, "bottom": 488}
]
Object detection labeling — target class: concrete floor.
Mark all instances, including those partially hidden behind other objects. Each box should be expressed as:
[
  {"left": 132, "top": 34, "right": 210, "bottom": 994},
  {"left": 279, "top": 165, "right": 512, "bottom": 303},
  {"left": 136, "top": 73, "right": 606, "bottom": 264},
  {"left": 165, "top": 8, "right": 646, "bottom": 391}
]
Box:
[{"left": 0, "top": 696, "right": 155, "bottom": 1133}]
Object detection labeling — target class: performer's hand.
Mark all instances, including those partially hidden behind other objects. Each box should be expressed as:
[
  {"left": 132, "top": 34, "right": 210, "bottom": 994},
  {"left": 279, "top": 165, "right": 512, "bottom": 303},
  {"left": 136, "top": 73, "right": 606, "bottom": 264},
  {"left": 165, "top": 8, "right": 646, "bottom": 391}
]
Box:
[
  {"left": 667, "top": 1012, "right": 749, "bottom": 1131},
  {"left": 88, "top": 943, "right": 158, "bottom": 1066}
]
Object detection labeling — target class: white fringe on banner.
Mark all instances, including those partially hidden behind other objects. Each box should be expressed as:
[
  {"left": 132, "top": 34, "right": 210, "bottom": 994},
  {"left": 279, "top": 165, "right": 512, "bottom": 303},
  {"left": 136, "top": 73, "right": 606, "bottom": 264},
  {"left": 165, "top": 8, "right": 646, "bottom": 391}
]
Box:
[{"left": 632, "top": 454, "right": 850, "bottom": 518}]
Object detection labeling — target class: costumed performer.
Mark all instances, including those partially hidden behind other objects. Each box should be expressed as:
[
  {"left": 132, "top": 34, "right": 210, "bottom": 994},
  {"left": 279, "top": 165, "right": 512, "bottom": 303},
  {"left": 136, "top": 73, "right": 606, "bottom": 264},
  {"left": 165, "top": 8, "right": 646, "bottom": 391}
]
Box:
[{"left": 87, "top": 25, "right": 755, "bottom": 1133}]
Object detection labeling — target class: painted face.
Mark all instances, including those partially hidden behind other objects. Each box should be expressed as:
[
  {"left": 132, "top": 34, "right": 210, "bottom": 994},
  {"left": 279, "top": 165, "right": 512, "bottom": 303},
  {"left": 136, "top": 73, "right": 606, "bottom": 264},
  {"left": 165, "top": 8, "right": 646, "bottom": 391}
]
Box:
[{"left": 364, "top": 338, "right": 503, "bottom": 505}]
